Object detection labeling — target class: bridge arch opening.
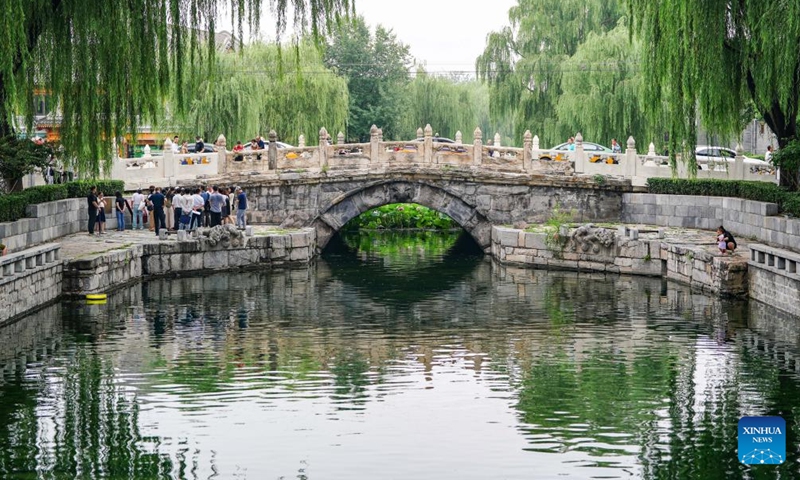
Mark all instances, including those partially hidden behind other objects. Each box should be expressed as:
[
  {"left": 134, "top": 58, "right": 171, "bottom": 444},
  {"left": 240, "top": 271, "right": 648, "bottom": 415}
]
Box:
[{"left": 310, "top": 181, "right": 493, "bottom": 253}]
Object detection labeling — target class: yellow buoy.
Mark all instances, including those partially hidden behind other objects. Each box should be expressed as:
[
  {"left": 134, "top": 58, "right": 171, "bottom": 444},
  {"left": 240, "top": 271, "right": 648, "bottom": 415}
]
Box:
[
  {"left": 86, "top": 293, "right": 107, "bottom": 300},
  {"left": 86, "top": 299, "right": 107, "bottom": 306}
]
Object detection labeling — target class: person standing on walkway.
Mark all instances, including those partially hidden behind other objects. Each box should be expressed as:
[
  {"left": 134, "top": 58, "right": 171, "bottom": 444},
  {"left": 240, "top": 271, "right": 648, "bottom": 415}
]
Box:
[
  {"left": 236, "top": 187, "right": 247, "bottom": 229},
  {"left": 173, "top": 188, "right": 184, "bottom": 229},
  {"left": 150, "top": 187, "right": 166, "bottom": 236},
  {"left": 114, "top": 191, "right": 128, "bottom": 231},
  {"left": 96, "top": 192, "right": 107, "bottom": 234},
  {"left": 131, "top": 189, "right": 145, "bottom": 230},
  {"left": 209, "top": 186, "right": 226, "bottom": 227},
  {"left": 191, "top": 187, "right": 205, "bottom": 230},
  {"left": 87, "top": 186, "right": 98, "bottom": 235},
  {"left": 164, "top": 188, "right": 174, "bottom": 231}
]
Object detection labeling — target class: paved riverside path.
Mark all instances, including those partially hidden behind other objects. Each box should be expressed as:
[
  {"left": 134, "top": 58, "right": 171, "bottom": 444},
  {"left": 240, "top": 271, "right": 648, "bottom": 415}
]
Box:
[{"left": 55, "top": 226, "right": 291, "bottom": 261}]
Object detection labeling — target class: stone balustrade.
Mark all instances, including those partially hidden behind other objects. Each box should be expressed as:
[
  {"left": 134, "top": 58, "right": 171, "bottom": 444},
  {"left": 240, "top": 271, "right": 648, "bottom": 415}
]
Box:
[
  {"left": 109, "top": 126, "right": 777, "bottom": 188},
  {"left": 747, "top": 243, "right": 800, "bottom": 317},
  {"left": 0, "top": 244, "right": 63, "bottom": 325},
  {"left": 0, "top": 244, "right": 60, "bottom": 280}
]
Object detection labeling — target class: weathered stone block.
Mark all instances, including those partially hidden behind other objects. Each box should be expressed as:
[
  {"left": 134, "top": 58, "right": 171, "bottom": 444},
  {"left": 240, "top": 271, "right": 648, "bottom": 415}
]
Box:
[{"left": 203, "top": 251, "right": 229, "bottom": 269}]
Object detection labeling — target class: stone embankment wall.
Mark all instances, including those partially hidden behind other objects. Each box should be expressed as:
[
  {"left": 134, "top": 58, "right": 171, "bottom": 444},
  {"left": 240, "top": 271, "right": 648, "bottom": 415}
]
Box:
[
  {"left": 622, "top": 194, "right": 798, "bottom": 252},
  {"left": 0, "top": 244, "right": 63, "bottom": 325},
  {"left": 492, "top": 226, "right": 747, "bottom": 296},
  {"left": 61, "top": 229, "right": 316, "bottom": 296},
  {"left": 0, "top": 198, "right": 118, "bottom": 252}
]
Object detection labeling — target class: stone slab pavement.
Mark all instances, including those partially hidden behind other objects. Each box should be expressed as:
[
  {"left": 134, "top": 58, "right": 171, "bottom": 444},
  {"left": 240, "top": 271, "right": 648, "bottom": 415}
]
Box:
[{"left": 56, "top": 225, "right": 289, "bottom": 262}]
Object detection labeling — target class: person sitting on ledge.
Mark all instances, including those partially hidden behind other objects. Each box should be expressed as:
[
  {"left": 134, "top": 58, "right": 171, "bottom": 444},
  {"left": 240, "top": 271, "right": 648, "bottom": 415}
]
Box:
[{"left": 716, "top": 225, "right": 737, "bottom": 255}]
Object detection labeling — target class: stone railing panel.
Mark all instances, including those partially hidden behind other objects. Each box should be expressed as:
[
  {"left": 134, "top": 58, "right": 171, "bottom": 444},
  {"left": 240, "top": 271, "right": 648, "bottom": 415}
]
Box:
[
  {"left": 277, "top": 147, "right": 322, "bottom": 170},
  {"left": 0, "top": 244, "right": 63, "bottom": 325},
  {"left": 327, "top": 144, "right": 371, "bottom": 169},
  {"left": 748, "top": 243, "right": 800, "bottom": 316},
  {"left": 378, "top": 141, "right": 423, "bottom": 164}
]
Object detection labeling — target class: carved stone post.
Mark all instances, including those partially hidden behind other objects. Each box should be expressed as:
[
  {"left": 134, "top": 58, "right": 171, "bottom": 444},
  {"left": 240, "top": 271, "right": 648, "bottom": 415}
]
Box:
[
  {"left": 573, "top": 132, "right": 586, "bottom": 173},
  {"left": 523, "top": 130, "right": 532, "bottom": 172},
  {"left": 533, "top": 135, "right": 540, "bottom": 159},
  {"left": 369, "top": 125, "right": 379, "bottom": 164},
  {"left": 216, "top": 134, "right": 226, "bottom": 175},
  {"left": 493, "top": 132, "right": 501, "bottom": 148},
  {"left": 163, "top": 137, "right": 175, "bottom": 182},
  {"left": 298, "top": 135, "right": 306, "bottom": 148},
  {"left": 455, "top": 131, "right": 462, "bottom": 144},
  {"left": 319, "top": 127, "right": 329, "bottom": 169},
  {"left": 423, "top": 124, "right": 433, "bottom": 164},
  {"left": 625, "top": 136, "right": 637, "bottom": 180},
  {"left": 473, "top": 127, "right": 482, "bottom": 165},
  {"left": 733, "top": 142, "right": 745, "bottom": 179},
  {"left": 377, "top": 128, "right": 383, "bottom": 142},
  {"left": 416, "top": 127, "right": 423, "bottom": 139},
  {"left": 268, "top": 130, "right": 278, "bottom": 170},
  {"left": 337, "top": 132, "right": 344, "bottom": 145}
]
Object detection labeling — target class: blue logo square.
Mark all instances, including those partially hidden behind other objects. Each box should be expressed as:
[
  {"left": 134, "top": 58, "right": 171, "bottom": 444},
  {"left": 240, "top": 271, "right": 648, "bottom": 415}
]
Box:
[{"left": 738, "top": 416, "right": 786, "bottom": 465}]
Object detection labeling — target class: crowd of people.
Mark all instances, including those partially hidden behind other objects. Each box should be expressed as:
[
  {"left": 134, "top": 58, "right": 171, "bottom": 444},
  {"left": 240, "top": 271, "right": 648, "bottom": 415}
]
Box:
[{"left": 87, "top": 185, "right": 247, "bottom": 237}]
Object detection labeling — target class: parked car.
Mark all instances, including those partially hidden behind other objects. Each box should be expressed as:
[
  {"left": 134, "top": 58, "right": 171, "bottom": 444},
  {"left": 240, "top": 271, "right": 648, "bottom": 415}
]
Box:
[
  {"left": 695, "top": 146, "right": 773, "bottom": 172},
  {"left": 539, "top": 141, "right": 614, "bottom": 163},
  {"left": 242, "top": 141, "right": 294, "bottom": 151},
  {"left": 185, "top": 143, "right": 217, "bottom": 154},
  {"left": 414, "top": 136, "right": 456, "bottom": 143}
]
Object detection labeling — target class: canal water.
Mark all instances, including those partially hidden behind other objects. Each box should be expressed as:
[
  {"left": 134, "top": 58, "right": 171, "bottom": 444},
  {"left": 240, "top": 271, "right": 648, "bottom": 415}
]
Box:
[{"left": 0, "top": 231, "right": 798, "bottom": 479}]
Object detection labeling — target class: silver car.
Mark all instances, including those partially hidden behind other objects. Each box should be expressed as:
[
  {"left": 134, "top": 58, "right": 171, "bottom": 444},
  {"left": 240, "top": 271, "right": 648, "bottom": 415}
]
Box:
[{"left": 695, "top": 146, "right": 772, "bottom": 172}]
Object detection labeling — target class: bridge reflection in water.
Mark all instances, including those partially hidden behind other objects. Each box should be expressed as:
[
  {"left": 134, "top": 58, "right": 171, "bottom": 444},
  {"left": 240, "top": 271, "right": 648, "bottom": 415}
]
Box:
[{"left": 0, "top": 234, "right": 798, "bottom": 479}]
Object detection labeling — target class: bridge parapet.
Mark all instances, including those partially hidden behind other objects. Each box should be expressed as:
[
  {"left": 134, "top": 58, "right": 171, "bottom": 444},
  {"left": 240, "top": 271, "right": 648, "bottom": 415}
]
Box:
[{"left": 109, "top": 126, "right": 778, "bottom": 188}]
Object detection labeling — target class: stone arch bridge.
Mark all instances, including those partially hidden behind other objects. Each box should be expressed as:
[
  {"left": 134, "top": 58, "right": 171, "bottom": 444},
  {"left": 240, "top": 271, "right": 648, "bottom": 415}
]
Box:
[{"left": 238, "top": 171, "right": 629, "bottom": 252}]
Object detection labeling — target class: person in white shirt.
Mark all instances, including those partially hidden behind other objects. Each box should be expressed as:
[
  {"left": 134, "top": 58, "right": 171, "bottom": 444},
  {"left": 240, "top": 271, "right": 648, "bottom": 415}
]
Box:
[
  {"left": 131, "top": 189, "right": 145, "bottom": 230},
  {"left": 171, "top": 136, "right": 180, "bottom": 154},
  {"left": 172, "top": 188, "right": 183, "bottom": 230},
  {"left": 191, "top": 187, "right": 205, "bottom": 230},
  {"left": 765, "top": 145, "right": 774, "bottom": 163}
]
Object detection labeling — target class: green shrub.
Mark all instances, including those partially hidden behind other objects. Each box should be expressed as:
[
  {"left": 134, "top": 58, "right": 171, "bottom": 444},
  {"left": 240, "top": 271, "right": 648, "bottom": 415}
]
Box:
[
  {"left": 782, "top": 193, "right": 800, "bottom": 217},
  {"left": 646, "top": 178, "right": 795, "bottom": 213},
  {"left": 0, "top": 180, "right": 123, "bottom": 223},
  {"left": 344, "top": 203, "right": 457, "bottom": 231},
  {"left": 65, "top": 180, "right": 124, "bottom": 198}
]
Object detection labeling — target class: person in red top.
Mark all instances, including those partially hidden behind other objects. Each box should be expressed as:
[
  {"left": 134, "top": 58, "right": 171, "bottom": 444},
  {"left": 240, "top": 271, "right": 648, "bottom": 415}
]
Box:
[{"left": 233, "top": 140, "right": 244, "bottom": 161}]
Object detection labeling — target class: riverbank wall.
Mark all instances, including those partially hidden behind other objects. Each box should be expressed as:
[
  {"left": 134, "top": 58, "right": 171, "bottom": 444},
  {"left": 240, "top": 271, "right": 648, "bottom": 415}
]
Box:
[
  {"left": 491, "top": 225, "right": 748, "bottom": 296},
  {"left": 1, "top": 228, "right": 316, "bottom": 325}
]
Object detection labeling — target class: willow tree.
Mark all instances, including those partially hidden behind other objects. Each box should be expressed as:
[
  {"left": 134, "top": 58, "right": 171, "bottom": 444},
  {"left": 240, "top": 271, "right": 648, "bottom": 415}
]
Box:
[
  {"left": 324, "top": 16, "right": 413, "bottom": 142},
  {"left": 0, "top": 0, "right": 352, "bottom": 176},
  {"left": 555, "top": 22, "right": 655, "bottom": 148},
  {"left": 183, "top": 41, "right": 348, "bottom": 145},
  {"left": 397, "top": 70, "right": 512, "bottom": 144},
  {"left": 476, "top": 0, "right": 624, "bottom": 147},
  {"left": 628, "top": 0, "right": 800, "bottom": 172}
]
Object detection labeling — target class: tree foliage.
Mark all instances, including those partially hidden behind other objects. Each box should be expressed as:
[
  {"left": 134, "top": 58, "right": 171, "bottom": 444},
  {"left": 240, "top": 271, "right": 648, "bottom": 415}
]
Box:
[
  {"left": 0, "top": 137, "right": 51, "bottom": 192},
  {"left": 477, "top": 0, "right": 625, "bottom": 147},
  {"left": 628, "top": 0, "right": 800, "bottom": 172},
  {"left": 397, "top": 70, "right": 512, "bottom": 144},
  {"left": 555, "top": 21, "right": 654, "bottom": 148},
  {"left": 324, "top": 16, "right": 413, "bottom": 142},
  {"left": 0, "top": 0, "right": 353, "bottom": 177},
  {"left": 182, "top": 41, "right": 348, "bottom": 146}
]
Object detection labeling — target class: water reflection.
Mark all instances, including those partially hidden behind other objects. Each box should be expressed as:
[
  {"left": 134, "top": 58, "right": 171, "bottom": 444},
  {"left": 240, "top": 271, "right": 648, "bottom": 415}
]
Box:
[{"left": 0, "top": 234, "right": 798, "bottom": 479}]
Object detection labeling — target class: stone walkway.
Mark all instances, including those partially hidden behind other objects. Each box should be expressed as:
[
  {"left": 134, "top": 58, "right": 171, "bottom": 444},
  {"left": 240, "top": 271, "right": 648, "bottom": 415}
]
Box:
[
  {"left": 56, "top": 225, "right": 290, "bottom": 261},
  {"left": 625, "top": 223, "right": 750, "bottom": 263}
]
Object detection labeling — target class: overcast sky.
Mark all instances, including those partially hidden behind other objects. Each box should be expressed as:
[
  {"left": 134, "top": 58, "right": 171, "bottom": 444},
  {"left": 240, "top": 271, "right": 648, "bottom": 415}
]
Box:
[
  {"left": 223, "top": 0, "right": 519, "bottom": 74},
  {"left": 354, "top": 0, "right": 518, "bottom": 73}
]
